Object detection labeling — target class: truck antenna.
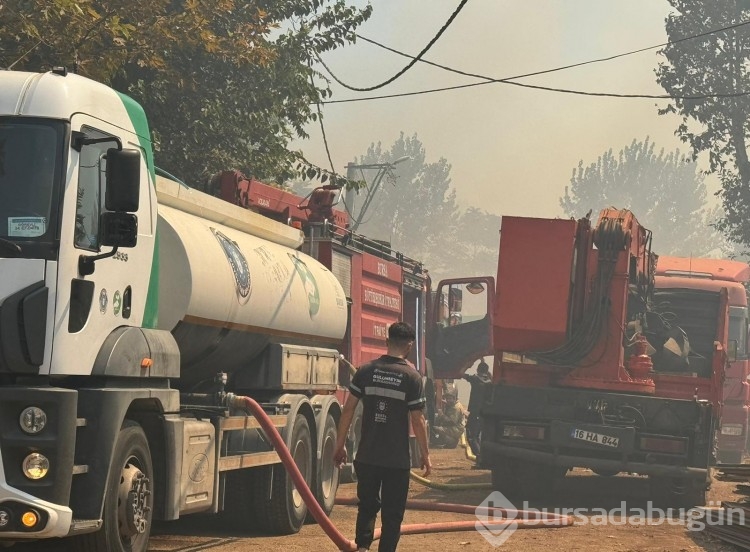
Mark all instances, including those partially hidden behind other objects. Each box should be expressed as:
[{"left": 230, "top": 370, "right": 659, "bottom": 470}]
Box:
[{"left": 7, "top": 40, "right": 42, "bottom": 70}]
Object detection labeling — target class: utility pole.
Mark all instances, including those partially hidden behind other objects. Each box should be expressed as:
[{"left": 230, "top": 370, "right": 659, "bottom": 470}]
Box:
[{"left": 345, "top": 157, "right": 410, "bottom": 235}]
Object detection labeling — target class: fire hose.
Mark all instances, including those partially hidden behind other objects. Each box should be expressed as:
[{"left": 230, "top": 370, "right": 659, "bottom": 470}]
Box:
[
  {"left": 229, "top": 394, "right": 573, "bottom": 551},
  {"left": 409, "top": 470, "right": 491, "bottom": 491},
  {"left": 408, "top": 432, "right": 491, "bottom": 490},
  {"left": 460, "top": 431, "right": 477, "bottom": 462}
]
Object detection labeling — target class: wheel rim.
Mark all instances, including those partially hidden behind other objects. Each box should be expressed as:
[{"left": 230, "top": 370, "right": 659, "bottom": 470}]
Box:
[
  {"left": 291, "top": 437, "right": 311, "bottom": 509},
  {"left": 117, "top": 458, "right": 151, "bottom": 542},
  {"left": 320, "top": 430, "right": 336, "bottom": 499}
]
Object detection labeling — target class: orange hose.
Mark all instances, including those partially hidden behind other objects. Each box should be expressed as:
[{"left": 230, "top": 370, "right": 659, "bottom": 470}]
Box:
[{"left": 231, "top": 394, "right": 572, "bottom": 552}]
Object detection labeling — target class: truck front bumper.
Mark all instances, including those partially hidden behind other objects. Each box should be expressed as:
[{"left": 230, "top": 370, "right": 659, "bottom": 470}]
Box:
[
  {"left": 0, "top": 454, "right": 73, "bottom": 538},
  {"left": 0, "top": 386, "right": 78, "bottom": 539}
]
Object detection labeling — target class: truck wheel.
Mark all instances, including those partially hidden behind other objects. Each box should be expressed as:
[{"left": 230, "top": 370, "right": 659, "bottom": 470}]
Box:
[
  {"left": 649, "top": 476, "right": 707, "bottom": 509},
  {"left": 340, "top": 402, "right": 363, "bottom": 483},
  {"left": 257, "top": 414, "right": 313, "bottom": 534},
  {"left": 516, "top": 462, "right": 563, "bottom": 499},
  {"left": 313, "top": 414, "right": 339, "bottom": 517},
  {"left": 72, "top": 422, "right": 153, "bottom": 552},
  {"left": 490, "top": 457, "right": 520, "bottom": 496}
]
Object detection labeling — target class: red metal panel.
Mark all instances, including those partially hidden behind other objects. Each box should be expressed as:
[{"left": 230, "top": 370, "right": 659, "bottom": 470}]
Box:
[
  {"left": 349, "top": 253, "right": 364, "bottom": 366},
  {"left": 359, "top": 348, "right": 386, "bottom": 365},
  {"left": 361, "top": 283, "right": 402, "bottom": 314},
  {"left": 361, "top": 314, "right": 391, "bottom": 345},
  {"left": 244, "top": 178, "right": 348, "bottom": 227},
  {"left": 362, "top": 255, "right": 402, "bottom": 283},
  {"left": 494, "top": 217, "right": 577, "bottom": 351}
]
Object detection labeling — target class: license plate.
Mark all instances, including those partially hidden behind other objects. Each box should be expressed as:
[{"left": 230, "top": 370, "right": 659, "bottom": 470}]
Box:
[{"left": 570, "top": 428, "right": 620, "bottom": 448}]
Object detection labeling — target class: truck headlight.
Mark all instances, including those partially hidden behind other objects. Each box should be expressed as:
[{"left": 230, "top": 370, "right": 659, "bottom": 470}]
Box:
[
  {"left": 22, "top": 453, "right": 49, "bottom": 480},
  {"left": 721, "top": 424, "right": 744, "bottom": 436},
  {"left": 19, "top": 407, "right": 47, "bottom": 435}
]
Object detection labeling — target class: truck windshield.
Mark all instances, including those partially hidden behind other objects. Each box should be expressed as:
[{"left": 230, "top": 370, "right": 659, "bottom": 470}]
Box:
[{"left": 0, "top": 118, "right": 64, "bottom": 252}]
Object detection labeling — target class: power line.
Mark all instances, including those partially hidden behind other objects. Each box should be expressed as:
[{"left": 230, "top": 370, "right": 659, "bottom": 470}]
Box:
[
  {"left": 315, "top": 0, "right": 470, "bottom": 92},
  {"left": 310, "top": 72, "right": 337, "bottom": 176},
  {"left": 319, "top": 19, "right": 750, "bottom": 104},
  {"left": 308, "top": 71, "right": 359, "bottom": 220},
  {"left": 359, "top": 16, "right": 750, "bottom": 86},
  {"left": 320, "top": 78, "right": 750, "bottom": 104}
]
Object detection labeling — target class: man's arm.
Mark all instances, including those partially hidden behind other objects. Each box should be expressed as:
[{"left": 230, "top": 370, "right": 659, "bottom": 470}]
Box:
[
  {"left": 333, "top": 393, "right": 359, "bottom": 467},
  {"left": 462, "top": 373, "right": 480, "bottom": 385},
  {"left": 409, "top": 409, "right": 432, "bottom": 477}
]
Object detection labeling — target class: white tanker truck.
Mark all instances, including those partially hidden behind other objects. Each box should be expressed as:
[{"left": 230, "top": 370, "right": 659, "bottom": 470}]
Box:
[{"left": 0, "top": 69, "right": 443, "bottom": 551}]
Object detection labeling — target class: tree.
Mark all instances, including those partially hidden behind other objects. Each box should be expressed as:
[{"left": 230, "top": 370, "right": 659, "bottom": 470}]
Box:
[
  {"left": 291, "top": 133, "right": 499, "bottom": 279},
  {"left": 350, "top": 133, "right": 461, "bottom": 278},
  {"left": 0, "top": 0, "right": 371, "bottom": 186},
  {"left": 560, "top": 138, "right": 725, "bottom": 257},
  {"left": 452, "top": 207, "right": 501, "bottom": 278},
  {"left": 655, "top": 2, "right": 750, "bottom": 246}
]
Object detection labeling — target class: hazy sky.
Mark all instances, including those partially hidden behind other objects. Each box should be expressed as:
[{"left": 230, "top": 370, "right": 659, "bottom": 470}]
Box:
[{"left": 296, "top": 1, "right": 710, "bottom": 219}]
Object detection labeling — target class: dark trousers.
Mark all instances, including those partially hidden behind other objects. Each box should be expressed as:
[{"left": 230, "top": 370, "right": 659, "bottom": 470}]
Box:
[
  {"left": 354, "top": 460, "right": 410, "bottom": 551},
  {"left": 466, "top": 413, "right": 481, "bottom": 456}
]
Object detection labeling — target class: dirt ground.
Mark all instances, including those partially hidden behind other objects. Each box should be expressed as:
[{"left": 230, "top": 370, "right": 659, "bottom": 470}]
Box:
[
  {"left": 19, "top": 446, "right": 746, "bottom": 551},
  {"left": 149, "top": 446, "right": 744, "bottom": 552}
]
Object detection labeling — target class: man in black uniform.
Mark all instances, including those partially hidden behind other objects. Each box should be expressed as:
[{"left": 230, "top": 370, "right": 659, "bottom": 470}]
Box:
[
  {"left": 462, "top": 358, "right": 492, "bottom": 457},
  {"left": 334, "top": 322, "right": 431, "bottom": 552}
]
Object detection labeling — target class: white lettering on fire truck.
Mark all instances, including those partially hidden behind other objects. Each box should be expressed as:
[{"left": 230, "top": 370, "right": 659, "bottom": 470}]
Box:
[{"left": 363, "top": 289, "right": 401, "bottom": 310}]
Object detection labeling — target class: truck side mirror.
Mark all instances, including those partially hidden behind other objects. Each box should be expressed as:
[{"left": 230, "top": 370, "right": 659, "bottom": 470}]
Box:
[
  {"left": 79, "top": 211, "right": 138, "bottom": 276},
  {"left": 100, "top": 212, "right": 138, "bottom": 248},
  {"left": 106, "top": 148, "right": 140, "bottom": 212},
  {"left": 78, "top": 149, "right": 140, "bottom": 277}
]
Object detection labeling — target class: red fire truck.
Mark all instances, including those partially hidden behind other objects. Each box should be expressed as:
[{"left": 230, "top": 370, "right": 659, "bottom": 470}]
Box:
[{"left": 428, "top": 209, "right": 729, "bottom": 507}]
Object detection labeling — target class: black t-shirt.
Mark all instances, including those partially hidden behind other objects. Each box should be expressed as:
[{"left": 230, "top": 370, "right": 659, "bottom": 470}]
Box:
[
  {"left": 350, "top": 355, "right": 425, "bottom": 469},
  {"left": 464, "top": 372, "right": 492, "bottom": 413}
]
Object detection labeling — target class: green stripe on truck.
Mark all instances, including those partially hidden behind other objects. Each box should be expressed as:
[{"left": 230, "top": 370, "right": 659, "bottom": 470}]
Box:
[{"left": 118, "top": 91, "right": 159, "bottom": 328}]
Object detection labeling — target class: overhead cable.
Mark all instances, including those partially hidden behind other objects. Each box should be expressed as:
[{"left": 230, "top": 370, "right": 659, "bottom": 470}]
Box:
[
  {"left": 315, "top": 0, "right": 470, "bottom": 92},
  {"left": 318, "top": 19, "right": 750, "bottom": 104}
]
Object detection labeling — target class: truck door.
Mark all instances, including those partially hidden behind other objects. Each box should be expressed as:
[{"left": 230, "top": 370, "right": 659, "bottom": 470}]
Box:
[
  {"left": 51, "top": 115, "right": 154, "bottom": 377},
  {"left": 427, "top": 277, "right": 495, "bottom": 379}
]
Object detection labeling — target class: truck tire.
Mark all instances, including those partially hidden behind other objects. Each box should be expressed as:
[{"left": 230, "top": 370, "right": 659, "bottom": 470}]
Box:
[
  {"left": 649, "top": 476, "right": 707, "bottom": 509},
  {"left": 517, "top": 462, "right": 565, "bottom": 499},
  {"left": 72, "top": 421, "right": 153, "bottom": 552},
  {"left": 340, "top": 402, "right": 363, "bottom": 483},
  {"left": 256, "top": 414, "right": 313, "bottom": 534},
  {"left": 313, "top": 413, "right": 339, "bottom": 517},
  {"left": 490, "top": 457, "right": 520, "bottom": 496}
]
